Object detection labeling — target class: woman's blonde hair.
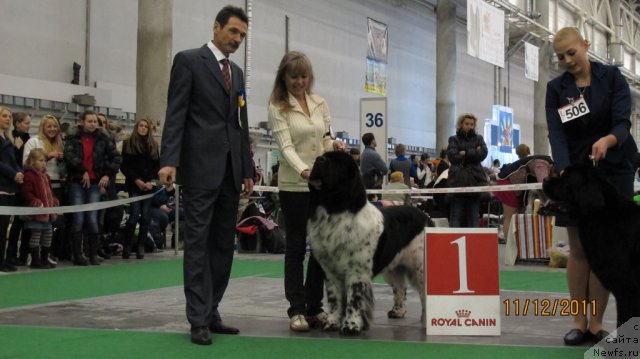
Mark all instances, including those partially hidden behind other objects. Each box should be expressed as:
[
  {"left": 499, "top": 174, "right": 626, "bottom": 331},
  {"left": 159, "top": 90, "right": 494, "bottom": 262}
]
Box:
[
  {"left": 25, "top": 148, "right": 47, "bottom": 169},
  {"left": 0, "top": 106, "right": 15, "bottom": 142},
  {"left": 516, "top": 144, "right": 531, "bottom": 159},
  {"left": 38, "top": 115, "right": 64, "bottom": 154},
  {"left": 269, "top": 51, "right": 315, "bottom": 111},
  {"left": 456, "top": 113, "right": 478, "bottom": 130}
]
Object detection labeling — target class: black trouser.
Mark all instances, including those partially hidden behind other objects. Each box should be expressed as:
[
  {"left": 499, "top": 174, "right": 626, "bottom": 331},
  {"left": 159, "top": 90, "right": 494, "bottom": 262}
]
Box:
[
  {"left": 7, "top": 194, "right": 30, "bottom": 261},
  {"left": 279, "top": 191, "right": 325, "bottom": 318},
  {"left": 182, "top": 157, "right": 239, "bottom": 328},
  {"left": 0, "top": 195, "right": 15, "bottom": 265}
]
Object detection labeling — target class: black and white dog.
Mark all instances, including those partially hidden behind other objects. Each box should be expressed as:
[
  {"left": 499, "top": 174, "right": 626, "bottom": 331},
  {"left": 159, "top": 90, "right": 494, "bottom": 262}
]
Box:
[{"left": 307, "top": 151, "right": 431, "bottom": 335}]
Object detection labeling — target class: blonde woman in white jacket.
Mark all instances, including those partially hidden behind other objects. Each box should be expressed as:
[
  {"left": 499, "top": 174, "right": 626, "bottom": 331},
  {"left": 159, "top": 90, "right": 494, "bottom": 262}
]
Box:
[{"left": 268, "top": 51, "right": 346, "bottom": 333}]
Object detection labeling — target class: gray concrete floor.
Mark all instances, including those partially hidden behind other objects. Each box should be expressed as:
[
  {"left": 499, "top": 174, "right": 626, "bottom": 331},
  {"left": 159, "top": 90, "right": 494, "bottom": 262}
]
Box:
[{"left": 0, "top": 244, "right": 616, "bottom": 351}]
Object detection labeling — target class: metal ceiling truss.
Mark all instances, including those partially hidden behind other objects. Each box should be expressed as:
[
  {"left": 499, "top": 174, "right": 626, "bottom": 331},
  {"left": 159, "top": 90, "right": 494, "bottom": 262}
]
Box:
[{"left": 483, "top": 0, "right": 640, "bottom": 86}]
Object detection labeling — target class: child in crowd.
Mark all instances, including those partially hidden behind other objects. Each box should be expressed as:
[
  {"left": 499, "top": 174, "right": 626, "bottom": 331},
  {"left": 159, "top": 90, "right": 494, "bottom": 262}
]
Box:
[
  {"left": 21, "top": 148, "right": 59, "bottom": 269},
  {"left": 381, "top": 171, "right": 412, "bottom": 205}
]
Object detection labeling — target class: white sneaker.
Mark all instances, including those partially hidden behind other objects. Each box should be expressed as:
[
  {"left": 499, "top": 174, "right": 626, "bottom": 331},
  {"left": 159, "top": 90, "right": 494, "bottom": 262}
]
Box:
[{"left": 289, "top": 314, "right": 310, "bottom": 332}]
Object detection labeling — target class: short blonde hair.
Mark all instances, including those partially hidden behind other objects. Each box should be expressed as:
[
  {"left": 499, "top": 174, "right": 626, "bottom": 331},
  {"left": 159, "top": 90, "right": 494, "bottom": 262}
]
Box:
[
  {"left": 516, "top": 144, "right": 531, "bottom": 159},
  {"left": 390, "top": 171, "right": 404, "bottom": 183},
  {"left": 456, "top": 113, "right": 477, "bottom": 130},
  {"left": 553, "top": 27, "right": 586, "bottom": 45}
]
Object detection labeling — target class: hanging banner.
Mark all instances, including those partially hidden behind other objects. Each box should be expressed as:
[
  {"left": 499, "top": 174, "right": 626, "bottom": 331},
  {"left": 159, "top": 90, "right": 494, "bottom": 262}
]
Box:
[
  {"left": 366, "top": 18, "right": 388, "bottom": 96},
  {"left": 493, "top": 105, "right": 514, "bottom": 154},
  {"left": 367, "top": 17, "right": 388, "bottom": 62},
  {"left": 467, "top": 0, "right": 505, "bottom": 68},
  {"left": 524, "top": 42, "right": 539, "bottom": 81},
  {"left": 365, "top": 59, "right": 387, "bottom": 96}
]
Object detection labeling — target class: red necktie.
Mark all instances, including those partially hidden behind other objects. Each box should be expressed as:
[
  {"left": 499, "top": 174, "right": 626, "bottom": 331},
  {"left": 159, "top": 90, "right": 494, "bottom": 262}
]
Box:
[{"left": 220, "top": 58, "right": 231, "bottom": 93}]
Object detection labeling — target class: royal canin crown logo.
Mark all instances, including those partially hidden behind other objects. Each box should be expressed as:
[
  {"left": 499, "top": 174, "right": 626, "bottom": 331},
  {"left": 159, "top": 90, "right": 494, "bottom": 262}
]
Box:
[{"left": 455, "top": 309, "right": 471, "bottom": 318}]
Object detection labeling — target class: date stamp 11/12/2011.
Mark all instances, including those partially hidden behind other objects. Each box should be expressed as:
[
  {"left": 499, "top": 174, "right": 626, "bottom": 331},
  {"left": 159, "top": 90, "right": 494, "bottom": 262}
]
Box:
[{"left": 503, "top": 299, "right": 596, "bottom": 317}]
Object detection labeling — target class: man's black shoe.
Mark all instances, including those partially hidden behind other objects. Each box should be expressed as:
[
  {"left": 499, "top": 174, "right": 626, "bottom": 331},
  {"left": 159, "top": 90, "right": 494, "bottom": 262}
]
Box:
[
  {"left": 190, "top": 326, "right": 212, "bottom": 345},
  {"left": 209, "top": 322, "right": 239, "bottom": 335}
]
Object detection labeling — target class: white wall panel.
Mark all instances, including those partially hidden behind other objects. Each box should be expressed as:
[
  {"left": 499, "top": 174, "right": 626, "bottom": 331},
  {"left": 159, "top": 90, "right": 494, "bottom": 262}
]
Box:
[
  {"left": 88, "top": 0, "right": 137, "bottom": 88},
  {"left": 0, "top": 0, "right": 544, "bottom": 152},
  {"left": 0, "top": 0, "right": 86, "bottom": 83}
]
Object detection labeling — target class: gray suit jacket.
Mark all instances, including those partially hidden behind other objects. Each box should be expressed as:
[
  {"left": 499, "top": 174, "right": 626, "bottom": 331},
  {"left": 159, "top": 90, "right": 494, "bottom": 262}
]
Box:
[{"left": 161, "top": 44, "right": 252, "bottom": 191}]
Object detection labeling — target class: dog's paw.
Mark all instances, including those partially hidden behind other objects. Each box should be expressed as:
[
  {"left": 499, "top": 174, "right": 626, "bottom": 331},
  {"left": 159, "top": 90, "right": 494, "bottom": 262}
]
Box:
[
  {"left": 340, "top": 321, "right": 361, "bottom": 336},
  {"left": 322, "top": 318, "right": 340, "bottom": 331},
  {"left": 387, "top": 306, "right": 406, "bottom": 319}
]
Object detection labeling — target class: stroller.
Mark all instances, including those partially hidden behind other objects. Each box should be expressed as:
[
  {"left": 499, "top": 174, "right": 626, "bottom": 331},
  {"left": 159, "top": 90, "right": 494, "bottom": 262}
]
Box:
[{"left": 236, "top": 195, "right": 285, "bottom": 254}]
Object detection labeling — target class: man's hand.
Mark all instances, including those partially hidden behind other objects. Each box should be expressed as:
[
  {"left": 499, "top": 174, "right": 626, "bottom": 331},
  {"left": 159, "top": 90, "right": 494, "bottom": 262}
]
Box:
[
  {"left": 241, "top": 178, "right": 254, "bottom": 197},
  {"left": 158, "top": 166, "right": 176, "bottom": 186}
]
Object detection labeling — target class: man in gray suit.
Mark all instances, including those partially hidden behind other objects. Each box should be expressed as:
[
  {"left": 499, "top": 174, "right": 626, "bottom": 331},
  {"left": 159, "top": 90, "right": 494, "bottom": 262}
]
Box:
[{"left": 158, "top": 5, "right": 254, "bottom": 345}]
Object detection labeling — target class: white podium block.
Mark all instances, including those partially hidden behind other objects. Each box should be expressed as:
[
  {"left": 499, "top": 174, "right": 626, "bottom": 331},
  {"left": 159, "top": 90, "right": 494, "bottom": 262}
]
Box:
[{"left": 425, "top": 228, "right": 501, "bottom": 336}]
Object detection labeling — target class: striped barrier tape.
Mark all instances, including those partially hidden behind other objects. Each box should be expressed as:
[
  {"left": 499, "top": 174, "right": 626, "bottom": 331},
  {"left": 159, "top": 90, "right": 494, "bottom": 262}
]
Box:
[
  {"left": 0, "top": 187, "right": 163, "bottom": 216},
  {"left": 2, "top": 181, "right": 639, "bottom": 216},
  {"left": 253, "top": 183, "right": 544, "bottom": 195},
  {"left": 255, "top": 182, "right": 640, "bottom": 195}
]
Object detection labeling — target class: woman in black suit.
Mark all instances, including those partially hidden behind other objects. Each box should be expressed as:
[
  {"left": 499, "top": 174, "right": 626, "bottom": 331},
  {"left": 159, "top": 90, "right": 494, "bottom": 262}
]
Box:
[{"left": 546, "top": 27, "right": 636, "bottom": 345}]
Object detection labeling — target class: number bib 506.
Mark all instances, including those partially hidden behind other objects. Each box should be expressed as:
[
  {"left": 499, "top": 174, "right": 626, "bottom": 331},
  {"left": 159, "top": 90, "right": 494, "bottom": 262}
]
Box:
[{"left": 558, "top": 97, "right": 590, "bottom": 123}]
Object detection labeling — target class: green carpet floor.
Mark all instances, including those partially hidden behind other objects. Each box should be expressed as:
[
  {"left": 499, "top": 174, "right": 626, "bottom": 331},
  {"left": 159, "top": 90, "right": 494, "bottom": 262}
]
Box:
[
  {"left": 0, "top": 258, "right": 567, "bottom": 309},
  {"left": 0, "top": 325, "right": 584, "bottom": 359},
  {"left": 0, "top": 258, "right": 578, "bottom": 358}
]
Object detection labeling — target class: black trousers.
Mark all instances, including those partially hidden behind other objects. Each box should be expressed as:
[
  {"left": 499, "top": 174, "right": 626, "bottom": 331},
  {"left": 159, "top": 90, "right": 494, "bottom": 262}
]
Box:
[
  {"left": 182, "top": 158, "right": 239, "bottom": 327},
  {"left": 279, "top": 191, "right": 325, "bottom": 317},
  {"left": 0, "top": 195, "right": 15, "bottom": 266}
]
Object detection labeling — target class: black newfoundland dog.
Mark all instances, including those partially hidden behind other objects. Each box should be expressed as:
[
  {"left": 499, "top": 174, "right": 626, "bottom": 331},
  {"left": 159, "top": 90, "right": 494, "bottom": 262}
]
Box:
[
  {"left": 307, "top": 151, "right": 431, "bottom": 335},
  {"left": 543, "top": 164, "right": 640, "bottom": 327}
]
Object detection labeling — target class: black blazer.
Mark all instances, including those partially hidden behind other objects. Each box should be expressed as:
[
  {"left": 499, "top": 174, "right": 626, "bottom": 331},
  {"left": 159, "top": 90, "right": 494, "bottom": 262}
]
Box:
[
  {"left": 546, "top": 61, "right": 636, "bottom": 173},
  {"left": 161, "top": 44, "right": 252, "bottom": 191}
]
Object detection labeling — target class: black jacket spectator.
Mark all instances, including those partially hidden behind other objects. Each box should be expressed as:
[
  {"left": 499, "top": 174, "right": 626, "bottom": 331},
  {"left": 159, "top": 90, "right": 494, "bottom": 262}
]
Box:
[
  {"left": 0, "top": 136, "right": 21, "bottom": 194},
  {"left": 121, "top": 146, "right": 160, "bottom": 193},
  {"left": 64, "top": 126, "right": 121, "bottom": 183}
]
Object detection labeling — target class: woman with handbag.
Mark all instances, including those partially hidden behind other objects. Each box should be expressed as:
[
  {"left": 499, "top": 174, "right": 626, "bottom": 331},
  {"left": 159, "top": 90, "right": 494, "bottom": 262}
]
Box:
[{"left": 446, "top": 113, "right": 488, "bottom": 227}]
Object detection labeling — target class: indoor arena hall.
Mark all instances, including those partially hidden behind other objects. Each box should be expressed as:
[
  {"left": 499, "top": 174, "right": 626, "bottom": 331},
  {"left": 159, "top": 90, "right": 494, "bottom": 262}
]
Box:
[
  {"left": 0, "top": 184, "right": 621, "bottom": 359},
  {"left": 2, "top": 0, "right": 640, "bottom": 358}
]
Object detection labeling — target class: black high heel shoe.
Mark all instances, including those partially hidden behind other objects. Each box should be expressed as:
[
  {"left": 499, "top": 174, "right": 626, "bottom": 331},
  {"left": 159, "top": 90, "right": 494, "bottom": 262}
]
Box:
[
  {"left": 564, "top": 328, "right": 587, "bottom": 345},
  {"left": 587, "top": 329, "right": 609, "bottom": 343}
]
